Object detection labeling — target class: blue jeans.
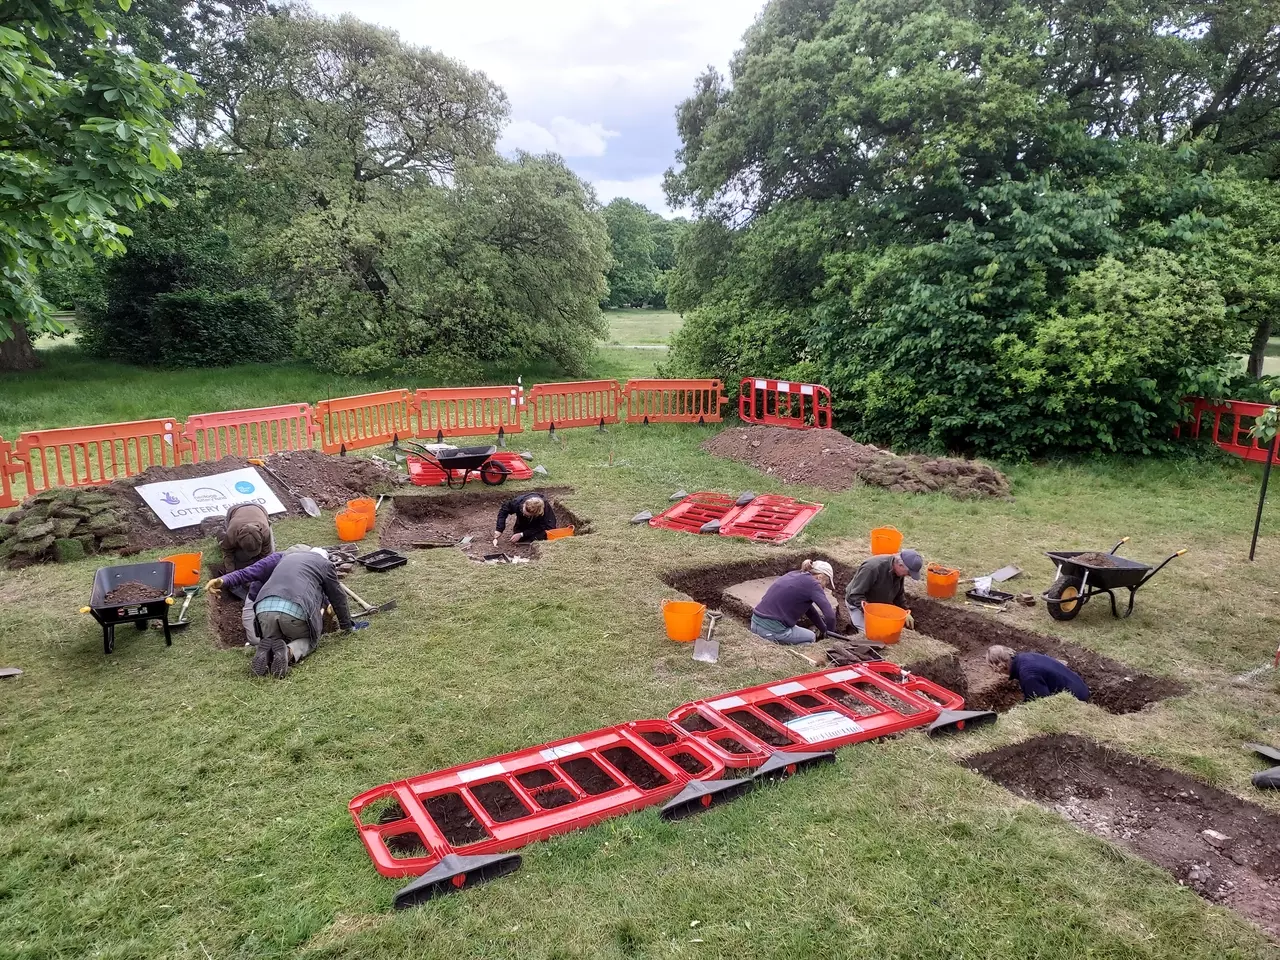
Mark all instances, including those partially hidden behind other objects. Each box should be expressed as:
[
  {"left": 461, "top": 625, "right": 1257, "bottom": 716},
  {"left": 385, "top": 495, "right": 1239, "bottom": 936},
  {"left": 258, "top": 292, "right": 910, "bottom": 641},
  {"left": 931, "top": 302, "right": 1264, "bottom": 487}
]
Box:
[{"left": 750, "top": 615, "right": 816, "bottom": 646}]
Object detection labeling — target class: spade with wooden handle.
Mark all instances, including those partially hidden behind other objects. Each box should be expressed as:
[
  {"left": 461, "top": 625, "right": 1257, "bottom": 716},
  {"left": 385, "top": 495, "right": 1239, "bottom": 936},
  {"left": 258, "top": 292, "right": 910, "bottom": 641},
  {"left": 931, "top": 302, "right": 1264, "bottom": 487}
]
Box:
[{"left": 248, "top": 458, "right": 321, "bottom": 518}]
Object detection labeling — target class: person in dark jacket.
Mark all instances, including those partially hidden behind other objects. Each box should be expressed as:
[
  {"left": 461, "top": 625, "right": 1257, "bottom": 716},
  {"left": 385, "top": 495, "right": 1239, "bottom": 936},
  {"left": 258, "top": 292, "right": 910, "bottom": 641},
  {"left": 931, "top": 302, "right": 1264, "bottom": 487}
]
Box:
[
  {"left": 208, "top": 549, "right": 367, "bottom": 678},
  {"left": 844, "top": 549, "right": 924, "bottom": 632},
  {"left": 749, "top": 559, "right": 838, "bottom": 645},
  {"left": 987, "top": 645, "right": 1090, "bottom": 702},
  {"left": 493, "top": 492, "right": 557, "bottom": 545}
]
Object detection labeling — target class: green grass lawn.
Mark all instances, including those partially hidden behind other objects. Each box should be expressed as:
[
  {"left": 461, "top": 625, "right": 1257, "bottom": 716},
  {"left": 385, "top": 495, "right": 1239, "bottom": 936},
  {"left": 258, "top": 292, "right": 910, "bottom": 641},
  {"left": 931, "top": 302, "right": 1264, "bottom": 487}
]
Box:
[
  {"left": 606, "top": 308, "right": 683, "bottom": 347},
  {"left": 3, "top": 344, "right": 1280, "bottom": 958}
]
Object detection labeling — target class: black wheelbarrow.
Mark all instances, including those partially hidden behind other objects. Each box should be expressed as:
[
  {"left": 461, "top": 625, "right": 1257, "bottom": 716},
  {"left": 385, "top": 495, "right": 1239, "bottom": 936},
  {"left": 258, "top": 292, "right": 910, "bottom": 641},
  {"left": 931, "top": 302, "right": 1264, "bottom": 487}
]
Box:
[
  {"left": 396, "top": 441, "right": 509, "bottom": 489},
  {"left": 1043, "top": 538, "right": 1186, "bottom": 621},
  {"left": 79, "top": 560, "right": 176, "bottom": 654}
]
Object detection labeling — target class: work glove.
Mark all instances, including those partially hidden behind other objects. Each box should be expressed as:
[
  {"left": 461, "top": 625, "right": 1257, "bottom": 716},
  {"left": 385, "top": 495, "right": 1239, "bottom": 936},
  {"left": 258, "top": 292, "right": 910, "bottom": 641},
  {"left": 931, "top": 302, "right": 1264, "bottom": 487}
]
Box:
[
  {"left": 349, "top": 620, "right": 370, "bottom": 631},
  {"left": 905, "top": 611, "right": 915, "bottom": 630},
  {"left": 205, "top": 577, "right": 224, "bottom": 597}
]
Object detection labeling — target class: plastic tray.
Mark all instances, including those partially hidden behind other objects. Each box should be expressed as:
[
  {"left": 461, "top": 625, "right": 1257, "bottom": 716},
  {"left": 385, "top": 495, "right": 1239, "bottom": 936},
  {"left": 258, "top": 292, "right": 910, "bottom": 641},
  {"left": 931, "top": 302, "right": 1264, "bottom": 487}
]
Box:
[{"left": 357, "top": 549, "right": 408, "bottom": 572}]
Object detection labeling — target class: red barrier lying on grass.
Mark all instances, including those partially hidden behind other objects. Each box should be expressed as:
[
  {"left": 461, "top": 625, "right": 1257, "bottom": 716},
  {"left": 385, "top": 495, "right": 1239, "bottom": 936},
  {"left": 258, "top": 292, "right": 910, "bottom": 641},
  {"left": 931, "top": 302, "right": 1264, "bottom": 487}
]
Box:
[
  {"left": 184, "top": 403, "right": 318, "bottom": 462},
  {"left": 14, "top": 418, "right": 188, "bottom": 497},
  {"left": 739, "top": 378, "right": 832, "bottom": 430},
  {"left": 527, "top": 380, "right": 622, "bottom": 431},
  {"left": 622, "top": 378, "right": 728, "bottom": 424},
  {"left": 314, "top": 389, "right": 414, "bottom": 455},
  {"left": 414, "top": 386, "right": 523, "bottom": 442}
]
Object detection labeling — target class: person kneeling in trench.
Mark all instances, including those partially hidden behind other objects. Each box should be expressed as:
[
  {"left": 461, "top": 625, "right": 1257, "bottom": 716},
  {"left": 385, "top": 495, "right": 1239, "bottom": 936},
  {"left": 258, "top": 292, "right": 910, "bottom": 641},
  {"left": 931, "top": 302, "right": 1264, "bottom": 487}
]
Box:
[
  {"left": 493, "top": 492, "right": 556, "bottom": 546},
  {"left": 749, "top": 559, "right": 838, "bottom": 645},
  {"left": 844, "top": 549, "right": 923, "bottom": 633},
  {"left": 219, "top": 503, "right": 275, "bottom": 645},
  {"left": 987, "top": 645, "right": 1090, "bottom": 703},
  {"left": 208, "top": 548, "right": 368, "bottom": 678}
]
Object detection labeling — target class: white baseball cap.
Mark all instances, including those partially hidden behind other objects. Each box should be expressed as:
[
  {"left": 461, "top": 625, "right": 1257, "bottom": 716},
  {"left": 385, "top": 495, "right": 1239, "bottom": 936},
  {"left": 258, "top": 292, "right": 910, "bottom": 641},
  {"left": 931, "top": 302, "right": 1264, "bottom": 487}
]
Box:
[{"left": 810, "top": 560, "right": 836, "bottom": 589}]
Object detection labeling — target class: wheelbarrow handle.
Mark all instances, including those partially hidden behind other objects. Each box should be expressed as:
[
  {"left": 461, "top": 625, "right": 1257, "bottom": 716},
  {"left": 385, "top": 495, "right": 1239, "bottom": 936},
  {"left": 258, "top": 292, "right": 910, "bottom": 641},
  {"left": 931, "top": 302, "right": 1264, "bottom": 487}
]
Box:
[
  {"left": 1140, "top": 548, "right": 1187, "bottom": 585},
  {"left": 1109, "top": 537, "right": 1130, "bottom": 555}
]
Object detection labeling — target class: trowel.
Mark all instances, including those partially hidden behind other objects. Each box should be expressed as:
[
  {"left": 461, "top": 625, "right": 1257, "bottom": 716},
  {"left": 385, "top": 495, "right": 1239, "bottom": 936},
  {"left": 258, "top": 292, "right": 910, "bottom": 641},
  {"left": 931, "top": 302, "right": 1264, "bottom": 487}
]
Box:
[
  {"left": 170, "top": 585, "right": 200, "bottom": 629},
  {"left": 693, "top": 610, "right": 723, "bottom": 664}
]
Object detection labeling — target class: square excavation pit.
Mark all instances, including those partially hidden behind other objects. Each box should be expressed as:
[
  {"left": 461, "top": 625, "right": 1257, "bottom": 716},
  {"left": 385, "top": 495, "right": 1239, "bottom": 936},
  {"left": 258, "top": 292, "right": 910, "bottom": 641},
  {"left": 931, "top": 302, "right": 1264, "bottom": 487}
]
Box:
[
  {"left": 662, "top": 554, "right": 1184, "bottom": 715},
  {"left": 967, "top": 735, "right": 1280, "bottom": 937},
  {"left": 380, "top": 487, "right": 587, "bottom": 561}
]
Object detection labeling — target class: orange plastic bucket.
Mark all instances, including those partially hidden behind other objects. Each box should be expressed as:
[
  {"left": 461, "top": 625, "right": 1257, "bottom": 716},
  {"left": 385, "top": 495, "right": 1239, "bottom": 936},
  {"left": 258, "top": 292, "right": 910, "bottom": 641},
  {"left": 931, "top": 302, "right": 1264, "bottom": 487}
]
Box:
[
  {"left": 335, "top": 509, "right": 368, "bottom": 542},
  {"left": 347, "top": 498, "right": 376, "bottom": 526},
  {"left": 161, "top": 552, "right": 202, "bottom": 588},
  {"left": 545, "top": 526, "right": 575, "bottom": 541},
  {"left": 870, "top": 526, "right": 903, "bottom": 555},
  {"left": 662, "top": 600, "right": 706, "bottom": 643},
  {"left": 926, "top": 563, "right": 960, "bottom": 599},
  {"left": 863, "top": 602, "right": 909, "bottom": 643}
]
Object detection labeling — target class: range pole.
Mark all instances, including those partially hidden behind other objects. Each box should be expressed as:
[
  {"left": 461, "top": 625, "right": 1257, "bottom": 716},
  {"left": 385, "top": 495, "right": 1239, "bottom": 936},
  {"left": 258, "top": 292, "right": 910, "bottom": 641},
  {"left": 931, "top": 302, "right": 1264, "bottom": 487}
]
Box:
[{"left": 1250, "top": 433, "right": 1279, "bottom": 561}]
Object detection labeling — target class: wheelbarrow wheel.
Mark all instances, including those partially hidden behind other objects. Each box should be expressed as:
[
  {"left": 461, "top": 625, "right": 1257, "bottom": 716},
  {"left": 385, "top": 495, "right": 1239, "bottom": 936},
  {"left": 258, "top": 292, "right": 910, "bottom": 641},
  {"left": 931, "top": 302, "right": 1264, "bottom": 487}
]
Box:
[
  {"left": 480, "top": 461, "right": 509, "bottom": 486},
  {"left": 1046, "top": 574, "right": 1084, "bottom": 621}
]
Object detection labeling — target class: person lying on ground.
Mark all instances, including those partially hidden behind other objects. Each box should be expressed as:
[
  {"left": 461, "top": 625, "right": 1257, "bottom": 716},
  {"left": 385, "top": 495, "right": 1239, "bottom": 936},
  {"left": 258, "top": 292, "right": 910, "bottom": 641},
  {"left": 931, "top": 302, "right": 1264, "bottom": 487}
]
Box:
[
  {"left": 749, "top": 559, "right": 838, "bottom": 646},
  {"left": 219, "top": 503, "right": 275, "bottom": 644},
  {"left": 493, "top": 492, "right": 557, "bottom": 545},
  {"left": 208, "top": 548, "right": 368, "bottom": 678},
  {"left": 844, "top": 549, "right": 923, "bottom": 632},
  {"left": 986, "top": 645, "right": 1090, "bottom": 702}
]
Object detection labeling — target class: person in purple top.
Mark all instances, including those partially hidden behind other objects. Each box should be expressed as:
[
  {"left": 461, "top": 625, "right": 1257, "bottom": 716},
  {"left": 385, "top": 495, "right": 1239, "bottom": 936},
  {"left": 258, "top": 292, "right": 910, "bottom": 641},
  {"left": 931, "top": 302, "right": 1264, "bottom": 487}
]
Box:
[
  {"left": 749, "top": 559, "right": 838, "bottom": 645},
  {"left": 986, "top": 645, "right": 1090, "bottom": 702}
]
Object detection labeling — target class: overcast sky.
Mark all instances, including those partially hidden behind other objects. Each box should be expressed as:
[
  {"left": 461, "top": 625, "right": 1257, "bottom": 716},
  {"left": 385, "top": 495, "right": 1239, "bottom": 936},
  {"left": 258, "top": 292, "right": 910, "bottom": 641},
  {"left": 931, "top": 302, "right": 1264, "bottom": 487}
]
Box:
[{"left": 306, "top": 0, "right": 767, "bottom": 214}]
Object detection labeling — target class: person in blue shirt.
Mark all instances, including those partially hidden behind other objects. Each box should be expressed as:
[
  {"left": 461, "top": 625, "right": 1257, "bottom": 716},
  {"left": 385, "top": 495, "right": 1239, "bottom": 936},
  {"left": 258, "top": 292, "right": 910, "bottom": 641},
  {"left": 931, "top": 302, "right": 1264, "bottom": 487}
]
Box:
[{"left": 987, "top": 645, "right": 1090, "bottom": 702}]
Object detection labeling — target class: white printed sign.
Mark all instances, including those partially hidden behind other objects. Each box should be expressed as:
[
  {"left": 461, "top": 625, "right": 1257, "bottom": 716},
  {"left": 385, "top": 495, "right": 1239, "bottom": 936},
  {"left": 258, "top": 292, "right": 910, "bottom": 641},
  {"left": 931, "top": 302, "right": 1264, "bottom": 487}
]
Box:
[
  {"left": 134, "top": 467, "right": 287, "bottom": 530},
  {"left": 540, "top": 742, "right": 585, "bottom": 761},
  {"left": 784, "top": 711, "right": 864, "bottom": 745}
]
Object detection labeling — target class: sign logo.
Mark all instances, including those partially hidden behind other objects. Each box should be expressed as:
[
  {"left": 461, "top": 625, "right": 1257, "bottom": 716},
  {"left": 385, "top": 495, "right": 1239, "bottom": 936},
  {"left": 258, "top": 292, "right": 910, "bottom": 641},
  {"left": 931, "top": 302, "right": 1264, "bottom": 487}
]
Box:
[
  {"left": 192, "top": 487, "right": 227, "bottom": 503},
  {"left": 161, "top": 492, "right": 180, "bottom": 505},
  {"left": 234, "top": 480, "right": 255, "bottom": 494}
]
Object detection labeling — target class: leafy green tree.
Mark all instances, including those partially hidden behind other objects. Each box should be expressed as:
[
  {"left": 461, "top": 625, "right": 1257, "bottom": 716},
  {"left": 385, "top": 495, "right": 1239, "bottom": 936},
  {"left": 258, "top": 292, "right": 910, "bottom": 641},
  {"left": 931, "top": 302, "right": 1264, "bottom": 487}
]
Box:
[
  {"left": 0, "top": 0, "right": 195, "bottom": 370},
  {"left": 602, "top": 199, "right": 659, "bottom": 308},
  {"left": 664, "top": 0, "right": 1271, "bottom": 456}
]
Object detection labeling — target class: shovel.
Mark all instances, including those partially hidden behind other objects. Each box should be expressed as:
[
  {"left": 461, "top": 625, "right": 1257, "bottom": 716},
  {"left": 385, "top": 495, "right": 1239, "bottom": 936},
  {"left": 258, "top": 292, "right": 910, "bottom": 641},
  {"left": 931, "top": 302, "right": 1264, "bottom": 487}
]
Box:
[
  {"left": 693, "top": 610, "right": 723, "bottom": 664},
  {"left": 340, "top": 583, "right": 398, "bottom": 616},
  {"left": 170, "top": 585, "right": 200, "bottom": 629},
  {"left": 248, "top": 458, "right": 321, "bottom": 519}
]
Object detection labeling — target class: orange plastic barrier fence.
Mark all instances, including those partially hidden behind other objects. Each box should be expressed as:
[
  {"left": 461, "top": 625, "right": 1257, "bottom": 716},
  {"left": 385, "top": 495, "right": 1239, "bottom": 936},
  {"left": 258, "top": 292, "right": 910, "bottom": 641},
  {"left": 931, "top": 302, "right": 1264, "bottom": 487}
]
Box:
[
  {"left": 622, "top": 379, "right": 728, "bottom": 424},
  {"left": 1180, "top": 398, "right": 1275, "bottom": 463},
  {"left": 528, "top": 380, "right": 622, "bottom": 431},
  {"left": 0, "top": 438, "right": 19, "bottom": 508},
  {"left": 184, "top": 403, "right": 319, "bottom": 462},
  {"left": 314, "top": 390, "right": 414, "bottom": 455},
  {"left": 414, "top": 386, "right": 523, "bottom": 441},
  {"left": 14, "top": 418, "right": 189, "bottom": 497}
]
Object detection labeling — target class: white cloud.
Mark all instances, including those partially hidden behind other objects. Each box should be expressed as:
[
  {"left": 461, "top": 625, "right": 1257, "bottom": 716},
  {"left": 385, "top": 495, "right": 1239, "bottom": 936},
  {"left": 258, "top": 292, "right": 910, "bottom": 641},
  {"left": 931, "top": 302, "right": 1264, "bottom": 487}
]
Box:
[
  {"left": 592, "top": 174, "right": 688, "bottom": 218},
  {"left": 499, "top": 117, "right": 620, "bottom": 158}
]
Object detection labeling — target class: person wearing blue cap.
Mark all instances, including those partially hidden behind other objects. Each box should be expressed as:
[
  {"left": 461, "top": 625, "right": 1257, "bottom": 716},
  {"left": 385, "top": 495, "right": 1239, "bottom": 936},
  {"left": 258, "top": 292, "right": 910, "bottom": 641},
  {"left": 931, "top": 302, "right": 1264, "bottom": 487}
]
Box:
[{"left": 844, "top": 549, "right": 923, "bottom": 632}]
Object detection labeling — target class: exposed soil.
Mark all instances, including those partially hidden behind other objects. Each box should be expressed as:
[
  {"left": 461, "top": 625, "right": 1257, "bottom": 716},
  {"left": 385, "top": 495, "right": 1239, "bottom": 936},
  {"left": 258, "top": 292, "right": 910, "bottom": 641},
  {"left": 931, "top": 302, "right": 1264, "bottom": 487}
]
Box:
[
  {"left": 664, "top": 552, "right": 1186, "bottom": 716},
  {"left": 381, "top": 487, "right": 587, "bottom": 561},
  {"left": 516, "top": 769, "right": 559, "bottom": 789},
  {"left": 640, "top": 731, "right": 679, "bottom": 747},
  {"left": 561, "top": 757, "right": 621, "bottom": 796},
  {"left": 533, "top": 787, "right": 576, "bottom": 810},
  {"left": 725, "top": 708, "right": 796, "bottom": 747},
  {"left": 703, "top": 426, "right": 1011, "bottom": 500},
  {"left": 601, "top": 746, "right": 670, "bottom": 790},
  {"left": 1072, "top": 552, "right": 1119, "bottom": 568},
  {"left": 470, "top": 780, "right": 531, "bottom": 823},
  {"left": 424, "top": 792, "right": 489, "bottom": 846},
  {"left": 678, "top": 714, "right": 719, "bottom": 734},
  {"left": 103, "top": 581, "right": 165, "bottom": 605},
  {"left": 967, "top": 735, "right": 1280, "bottom": 937},
  {"left": 669, "top": 752, "right": 708, "bottom": 775},
  {"left": 42, "top": 451, "right": 400, "bottom": 557},
  {"left": 851, "top": 682, "right": 923, "bottom": 716}
]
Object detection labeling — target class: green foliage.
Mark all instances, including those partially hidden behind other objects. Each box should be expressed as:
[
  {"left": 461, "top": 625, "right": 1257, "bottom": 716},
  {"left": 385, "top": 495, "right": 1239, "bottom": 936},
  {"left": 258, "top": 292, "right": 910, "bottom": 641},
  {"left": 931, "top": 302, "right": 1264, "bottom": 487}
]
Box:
[
  {"left": 603, "top": 199, "right": 658, "bottom": 308},
  {"left": 664, "top": 0, "right": 1272, "bottom": 457},
  {"left": 0, "top": 0, "right": 195, "bottom": 346},
  {"left": 147, "top": 288, "right": 285, "bottom": 368}
]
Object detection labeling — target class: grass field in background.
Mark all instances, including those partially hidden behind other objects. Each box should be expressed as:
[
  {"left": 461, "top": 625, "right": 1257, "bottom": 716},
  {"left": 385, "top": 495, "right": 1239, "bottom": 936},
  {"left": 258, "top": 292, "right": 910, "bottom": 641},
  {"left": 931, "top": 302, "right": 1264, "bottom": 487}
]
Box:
[
  {"left": 605, "top": 308, "right": 682, "bottom": 346},
  {"left": 4, "top": 313, "right": 1280, "bottom": 959}
]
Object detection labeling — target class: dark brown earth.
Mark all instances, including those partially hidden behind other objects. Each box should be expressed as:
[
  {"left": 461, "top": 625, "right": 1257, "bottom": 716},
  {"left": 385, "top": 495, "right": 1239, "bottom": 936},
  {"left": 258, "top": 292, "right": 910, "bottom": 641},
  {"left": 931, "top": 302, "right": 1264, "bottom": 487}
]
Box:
[
  {"left": 424, "top": 792, "right": 489, "bottom": 846},
  {"left": 103, "top": 581, "right": 165, "bottom": 604},
  {"left": 470, "top": 780, "right": 532, "bottom": 823},
  {"left": 600, "top": 746, "right": 670, "bottom": 790},
  {"left": 561, "top": 757, "right": 621, "bottom": 795},
  {"left": 50, "top": 451, "right": 399, "bottom": 556},
  {"left": 1072, "top": 552, "right": 1120, "bottom": 568},
  {"left": 669, "top": 752, "right": 708, "bottom": 775},
  {"left": 967, "top": 735, "right": 1280, "bottom": 937},
  {"left": 663, "top": 552, "right": 1185, "bottom": 716},
  {"left": 703, "top": 426, "right": 1011, "bottom": 500},
  {"left": 381, "top": 488, "right": 587, "bottom": 561},
  {"left": 516, "top": 769, "right": 558, "bottom": 789}
]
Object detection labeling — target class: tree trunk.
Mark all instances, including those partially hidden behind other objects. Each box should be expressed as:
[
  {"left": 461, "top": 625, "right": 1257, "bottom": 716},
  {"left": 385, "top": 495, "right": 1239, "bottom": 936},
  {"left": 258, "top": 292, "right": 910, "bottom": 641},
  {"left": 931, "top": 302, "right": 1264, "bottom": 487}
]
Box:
[
  {"left": 0, "top": 323, "right": 40, "bottom": 372},
  {"left": 1249, "top": 317, "right": 1273, "bottom": 379}
]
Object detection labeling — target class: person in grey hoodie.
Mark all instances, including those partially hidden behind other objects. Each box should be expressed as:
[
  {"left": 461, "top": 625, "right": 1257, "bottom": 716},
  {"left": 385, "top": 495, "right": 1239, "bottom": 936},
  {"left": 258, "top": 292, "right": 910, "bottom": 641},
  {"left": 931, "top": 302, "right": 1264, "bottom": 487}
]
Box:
[{"left": 209, "top": 549, "right": 367, "bottom": 678}]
